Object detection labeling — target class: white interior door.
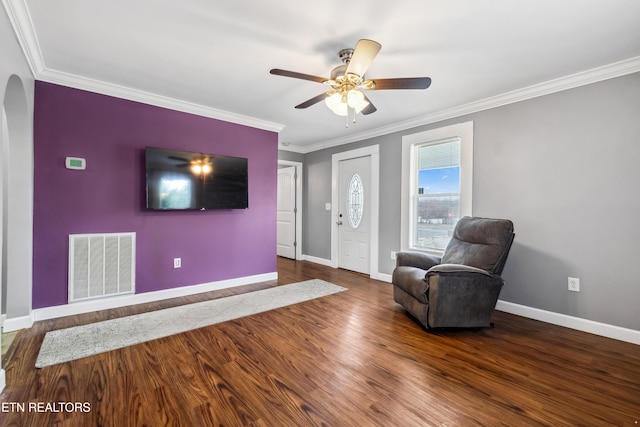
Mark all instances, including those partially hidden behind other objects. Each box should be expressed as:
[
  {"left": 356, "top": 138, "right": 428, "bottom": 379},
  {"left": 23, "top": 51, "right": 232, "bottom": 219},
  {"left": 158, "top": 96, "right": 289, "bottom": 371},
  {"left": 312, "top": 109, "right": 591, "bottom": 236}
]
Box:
[
  {"left": 338, "top": 156, "right": 370, "bottom": 274},
  {"left": 277, "top": 166, "right": 296, "bottom": 259}
]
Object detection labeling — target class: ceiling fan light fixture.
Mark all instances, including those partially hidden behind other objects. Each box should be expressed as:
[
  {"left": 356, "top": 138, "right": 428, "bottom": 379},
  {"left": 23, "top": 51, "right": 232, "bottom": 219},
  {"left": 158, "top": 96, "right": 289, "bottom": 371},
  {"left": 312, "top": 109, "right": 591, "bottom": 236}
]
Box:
[
  {"left": 347, "top": 89, "right": 368, "bottom": 113},
  {"left": 325, "top": 92, "right": 348, "bottom": 116},
  {"left": 191, "top": 159, "right": 213, "bottom": 175},
  {"left": 325, "top": 89, "right": 369, "bottom": 116},
  {"left": 271, "top": 38, "right": 430, "bottom": 122}
]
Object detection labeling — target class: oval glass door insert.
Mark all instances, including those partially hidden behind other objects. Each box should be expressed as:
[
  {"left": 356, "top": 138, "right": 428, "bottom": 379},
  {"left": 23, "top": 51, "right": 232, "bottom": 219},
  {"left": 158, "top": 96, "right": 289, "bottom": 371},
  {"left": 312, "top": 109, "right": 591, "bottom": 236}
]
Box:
[{"left": 347, "top": 173, "right": 364, "bottom": 229}]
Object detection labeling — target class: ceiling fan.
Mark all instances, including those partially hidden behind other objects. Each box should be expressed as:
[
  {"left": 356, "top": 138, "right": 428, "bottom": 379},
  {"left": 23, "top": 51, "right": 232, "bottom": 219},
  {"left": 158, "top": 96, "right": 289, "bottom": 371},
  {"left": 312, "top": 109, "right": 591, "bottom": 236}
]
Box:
[
  {"left": 270, "top": 39, "right": 431, "bottom": 123},
  {"left": 168, "top": 155, "right": 213, "bottom": 174}
]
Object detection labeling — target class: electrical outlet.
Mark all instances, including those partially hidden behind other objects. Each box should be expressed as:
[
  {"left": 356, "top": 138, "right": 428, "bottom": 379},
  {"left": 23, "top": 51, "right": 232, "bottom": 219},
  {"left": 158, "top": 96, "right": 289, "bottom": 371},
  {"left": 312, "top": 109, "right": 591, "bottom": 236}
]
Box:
[
  {"left": 391, "top": 251, "right": 397, "bottom": 261},
  {"left": 174, "top": 258, "right": 181, "bottom": 269},
  {"left": 568, "top": 277, "right": 580, "bottom": 292}
]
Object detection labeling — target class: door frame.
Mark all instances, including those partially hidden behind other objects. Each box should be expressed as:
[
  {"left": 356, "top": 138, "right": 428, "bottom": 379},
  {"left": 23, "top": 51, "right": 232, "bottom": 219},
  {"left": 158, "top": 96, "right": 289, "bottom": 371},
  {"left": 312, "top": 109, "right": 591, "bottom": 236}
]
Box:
[
  {"left": 277, "top": 160, "right": 303, "bottom": 260},
  {"left": 331, "top": 145, "right": 379, "bottom": 278}
]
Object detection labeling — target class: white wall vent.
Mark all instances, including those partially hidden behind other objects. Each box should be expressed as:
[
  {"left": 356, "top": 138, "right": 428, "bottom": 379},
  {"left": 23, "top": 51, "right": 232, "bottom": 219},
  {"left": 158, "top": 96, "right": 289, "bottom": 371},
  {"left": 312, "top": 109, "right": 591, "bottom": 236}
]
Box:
[{"left": 69, "top": 232, "right": 135, "bottom": 303}]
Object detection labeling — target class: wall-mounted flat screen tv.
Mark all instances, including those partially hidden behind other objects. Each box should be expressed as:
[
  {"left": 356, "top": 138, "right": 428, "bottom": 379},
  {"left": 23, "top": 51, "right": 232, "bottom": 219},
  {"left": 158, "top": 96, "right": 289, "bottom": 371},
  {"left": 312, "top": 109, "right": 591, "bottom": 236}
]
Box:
[{"left": 145, "top": 147, "right": 248, "bottom": 210}]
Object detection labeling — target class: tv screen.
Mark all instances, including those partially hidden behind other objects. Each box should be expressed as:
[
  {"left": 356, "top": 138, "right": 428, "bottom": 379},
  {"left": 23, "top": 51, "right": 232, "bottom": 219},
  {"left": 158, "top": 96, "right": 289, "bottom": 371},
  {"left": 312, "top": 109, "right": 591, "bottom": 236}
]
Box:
[{"left": 145, "top": 147, "right": 248, "bottom": 210}]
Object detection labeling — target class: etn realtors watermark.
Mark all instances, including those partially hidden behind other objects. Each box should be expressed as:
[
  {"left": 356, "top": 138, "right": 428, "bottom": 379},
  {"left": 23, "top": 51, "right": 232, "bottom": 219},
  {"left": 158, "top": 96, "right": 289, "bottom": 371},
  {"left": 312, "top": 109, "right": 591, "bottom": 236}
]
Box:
[{"left": 2, "top": 401, "right": 91, "bottom": 413}]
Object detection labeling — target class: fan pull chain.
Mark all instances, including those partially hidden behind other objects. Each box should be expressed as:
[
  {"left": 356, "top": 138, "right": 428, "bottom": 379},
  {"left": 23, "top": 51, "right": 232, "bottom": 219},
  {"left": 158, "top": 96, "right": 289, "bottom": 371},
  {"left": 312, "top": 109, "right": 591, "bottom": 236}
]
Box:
[
  {"left": 343, "top": 107, "right": 361, "bottom": 128},
  {"left": 343, "top": 107, "right": 358, "bottom": 128}
]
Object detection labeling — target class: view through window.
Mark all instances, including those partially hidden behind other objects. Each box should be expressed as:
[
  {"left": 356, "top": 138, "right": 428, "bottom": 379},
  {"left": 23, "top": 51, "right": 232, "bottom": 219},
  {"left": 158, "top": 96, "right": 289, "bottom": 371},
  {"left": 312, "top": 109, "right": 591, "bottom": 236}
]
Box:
[{"left": 414, "top": 138, "right": 461, "bottom": 251}]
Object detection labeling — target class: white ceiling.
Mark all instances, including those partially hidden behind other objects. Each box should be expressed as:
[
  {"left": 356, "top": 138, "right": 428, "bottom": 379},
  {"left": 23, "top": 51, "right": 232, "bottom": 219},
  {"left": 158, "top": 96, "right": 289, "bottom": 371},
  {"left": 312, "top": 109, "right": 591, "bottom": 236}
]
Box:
[{"left": 5, "top": 0, "right": 640, "bottom": 152}]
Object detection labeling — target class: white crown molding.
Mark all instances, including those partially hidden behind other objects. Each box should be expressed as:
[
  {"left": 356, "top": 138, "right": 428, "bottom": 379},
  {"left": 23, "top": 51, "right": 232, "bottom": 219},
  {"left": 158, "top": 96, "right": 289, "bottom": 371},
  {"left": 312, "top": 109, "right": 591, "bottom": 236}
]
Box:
[
  {"left": 287, "top": 56, "right": 640, "bottom": 154},
  {"left": 2, "top": 0, "right": 44, "bottom": 76},
  {"left": 3, "top": 0, "right": 284, "bottom": 133},
  {"left": 278, "top": 143, "right": 307, "bottom": 154},
  {"left": 39, "top": 69, "right": 285, "bottom": 133},
  {"left": 5, "top": 0, "right": 639, "bottom": 151}
]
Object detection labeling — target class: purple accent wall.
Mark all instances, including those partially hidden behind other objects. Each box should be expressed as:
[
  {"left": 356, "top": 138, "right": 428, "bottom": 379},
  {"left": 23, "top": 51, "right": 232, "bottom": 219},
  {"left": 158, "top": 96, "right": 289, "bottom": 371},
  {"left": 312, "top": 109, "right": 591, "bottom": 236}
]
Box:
[{"left": 33, "top": 81, "right": 278, "bottom": 309}]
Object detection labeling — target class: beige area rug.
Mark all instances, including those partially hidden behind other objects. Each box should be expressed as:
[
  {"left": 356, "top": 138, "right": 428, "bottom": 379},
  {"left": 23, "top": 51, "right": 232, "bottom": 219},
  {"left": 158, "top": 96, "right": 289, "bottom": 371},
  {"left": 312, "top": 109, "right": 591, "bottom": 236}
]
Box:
[
  {"left": 2, "top": 329, "right": 18, "bottom": 359},
  {"left": 36, "top": 279, "right": 346, "bottom": 368}
]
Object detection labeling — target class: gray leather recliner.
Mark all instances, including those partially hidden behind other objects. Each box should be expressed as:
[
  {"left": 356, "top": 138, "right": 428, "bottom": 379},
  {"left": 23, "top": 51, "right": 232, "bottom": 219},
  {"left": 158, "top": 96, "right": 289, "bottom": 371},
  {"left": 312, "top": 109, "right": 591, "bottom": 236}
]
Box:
[{"left": 392, "top": 216, "right": 515, "bottom": 329}]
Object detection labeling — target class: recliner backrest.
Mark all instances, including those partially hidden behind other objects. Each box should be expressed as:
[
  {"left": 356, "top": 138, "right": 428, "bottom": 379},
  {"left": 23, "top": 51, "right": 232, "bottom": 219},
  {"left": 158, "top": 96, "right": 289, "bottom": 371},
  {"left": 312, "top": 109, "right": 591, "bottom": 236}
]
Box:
[{"left": 441, "top": 216, "right": 515, "bottom": 275}]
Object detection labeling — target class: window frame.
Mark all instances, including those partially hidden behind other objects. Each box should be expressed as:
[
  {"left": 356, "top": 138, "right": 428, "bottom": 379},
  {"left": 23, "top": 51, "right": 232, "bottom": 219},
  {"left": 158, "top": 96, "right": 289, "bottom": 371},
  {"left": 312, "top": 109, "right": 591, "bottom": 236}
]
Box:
[{"left": 401, "top": 121, "right": 474, "bottom": 255}]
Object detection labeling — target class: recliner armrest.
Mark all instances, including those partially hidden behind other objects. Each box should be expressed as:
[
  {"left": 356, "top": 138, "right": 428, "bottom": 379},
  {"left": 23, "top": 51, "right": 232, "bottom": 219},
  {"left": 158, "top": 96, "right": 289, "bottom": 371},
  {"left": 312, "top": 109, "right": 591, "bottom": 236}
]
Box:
[
  {"left": 426, "top": 263, "right": 496, "bottom": 279},
  {"left": 396, "top": 251, "right": 441, "bottom": 270},
  {"left": 425, "top": 263, "right": 505, "bottom": 328}
]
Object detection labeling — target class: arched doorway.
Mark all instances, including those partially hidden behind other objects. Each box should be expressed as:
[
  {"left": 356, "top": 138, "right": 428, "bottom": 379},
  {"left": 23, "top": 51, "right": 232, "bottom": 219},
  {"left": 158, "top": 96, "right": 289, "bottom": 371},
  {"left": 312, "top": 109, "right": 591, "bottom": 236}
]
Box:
[
  {"left": 2, "top": 74, "right": 33, "bottom": 338},
  {"left": 1, "top": 74, "right": 33, "bottom": 390}
]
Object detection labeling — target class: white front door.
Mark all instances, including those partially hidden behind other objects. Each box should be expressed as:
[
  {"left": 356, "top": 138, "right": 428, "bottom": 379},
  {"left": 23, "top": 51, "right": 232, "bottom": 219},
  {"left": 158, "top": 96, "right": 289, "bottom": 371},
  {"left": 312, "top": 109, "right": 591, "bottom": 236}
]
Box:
[
  {"left": 277, "top": 166, "right": 296, "bottom": 259},
  {"left": 338, "top": 156, "right": 370, "bottom": 274}
]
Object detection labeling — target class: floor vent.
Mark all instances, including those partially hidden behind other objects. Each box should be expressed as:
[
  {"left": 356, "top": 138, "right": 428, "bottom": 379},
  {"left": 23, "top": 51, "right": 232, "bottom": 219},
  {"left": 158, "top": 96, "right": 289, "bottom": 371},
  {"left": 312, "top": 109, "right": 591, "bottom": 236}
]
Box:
[{"left": 68, "top": 232, "right": 135, "bottom": 303}]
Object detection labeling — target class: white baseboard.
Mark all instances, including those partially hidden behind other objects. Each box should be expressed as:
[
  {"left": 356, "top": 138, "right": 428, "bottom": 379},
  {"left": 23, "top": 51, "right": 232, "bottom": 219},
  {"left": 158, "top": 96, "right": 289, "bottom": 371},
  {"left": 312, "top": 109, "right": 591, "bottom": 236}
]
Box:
[
  {"left": 21, "top": 265, "right": 635, "bottom": 345},
  {"left": 300, "top": 255, "right": 394, "bottom": 283},
  {"left": 496, "top": 300, "right": 640, "bottom": 345},
  {"left": 299, "top": 255, "right": 334, "bottom": 267},
  {"left": 300, "top": 255, "right": 638, "bottom": 346},
  {"left": 2, "top": 313, "right": 35, "bottom": 332},
  {"left": 32, "top": 272, "right": 278, "bottom": 323},
  {"left": 376, "top": 272, "right": 392, "bottom": 283},
  {"left": 376, "top": 271, "right": 636, "bottom": 345}
]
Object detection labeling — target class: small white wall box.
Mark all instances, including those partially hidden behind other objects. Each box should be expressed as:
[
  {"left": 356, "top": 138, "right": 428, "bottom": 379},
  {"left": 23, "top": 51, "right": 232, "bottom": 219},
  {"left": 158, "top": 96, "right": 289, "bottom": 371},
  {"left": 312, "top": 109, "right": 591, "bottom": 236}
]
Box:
[{"left": 65, "top": 157, "right": 86, "bottom": 170}]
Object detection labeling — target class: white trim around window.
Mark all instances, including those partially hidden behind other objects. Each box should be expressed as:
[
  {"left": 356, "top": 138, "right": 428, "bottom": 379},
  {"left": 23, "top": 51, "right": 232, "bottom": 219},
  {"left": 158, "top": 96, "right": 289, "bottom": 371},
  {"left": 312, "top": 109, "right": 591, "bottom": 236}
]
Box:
[{"left": 400, "top": 121, "right": 474, "bottom": 254}]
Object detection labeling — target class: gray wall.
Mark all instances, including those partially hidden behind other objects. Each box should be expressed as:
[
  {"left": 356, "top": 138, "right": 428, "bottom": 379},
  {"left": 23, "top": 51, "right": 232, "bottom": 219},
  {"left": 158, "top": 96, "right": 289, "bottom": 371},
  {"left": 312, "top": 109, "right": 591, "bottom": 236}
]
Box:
[
  {"left": 277, "top": 149, "right": 304, "bottom": 163},
  {"left": 298, "top": 72, "right": 640, "bottom": 330}
]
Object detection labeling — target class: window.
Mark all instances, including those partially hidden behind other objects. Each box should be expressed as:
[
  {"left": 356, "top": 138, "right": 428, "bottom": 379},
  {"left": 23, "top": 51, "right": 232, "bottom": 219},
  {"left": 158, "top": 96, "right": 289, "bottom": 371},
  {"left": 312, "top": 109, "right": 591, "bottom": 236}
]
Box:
[
  {"left": 347, "top": 173, "right": 364, "bottom": 229},
  {"left": 401, "top": 122, "right": 473, "bottom": 254}
]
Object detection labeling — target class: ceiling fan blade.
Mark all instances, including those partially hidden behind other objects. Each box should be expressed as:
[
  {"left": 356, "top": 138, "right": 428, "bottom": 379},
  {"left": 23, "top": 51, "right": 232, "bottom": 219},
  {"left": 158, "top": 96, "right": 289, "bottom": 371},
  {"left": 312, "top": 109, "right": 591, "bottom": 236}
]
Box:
[
  {"left": 168, "top": 156, "right": 191, "bottom": 162},
  {"left": 369, "top": 77, "right": 432, "bottom": 90},
  {"left": 345, "top": 39, "right": 381, "bottom": 79},
  {"left": 270, "top": 69, "right": 327, "bottom": 84},
  {"left": 361, "top": 96, "right": 377, "bottom": 115},
  {"left": 295, "top": 92, "right": 330, "bottom": 109}
]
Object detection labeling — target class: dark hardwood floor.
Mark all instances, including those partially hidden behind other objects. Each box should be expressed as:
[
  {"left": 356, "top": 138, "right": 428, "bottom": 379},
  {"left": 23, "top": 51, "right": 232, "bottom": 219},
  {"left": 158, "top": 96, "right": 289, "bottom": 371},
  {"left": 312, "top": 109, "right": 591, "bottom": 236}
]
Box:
[{"left": 1, "top": 258, "right": 639, "bottom": 426}]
